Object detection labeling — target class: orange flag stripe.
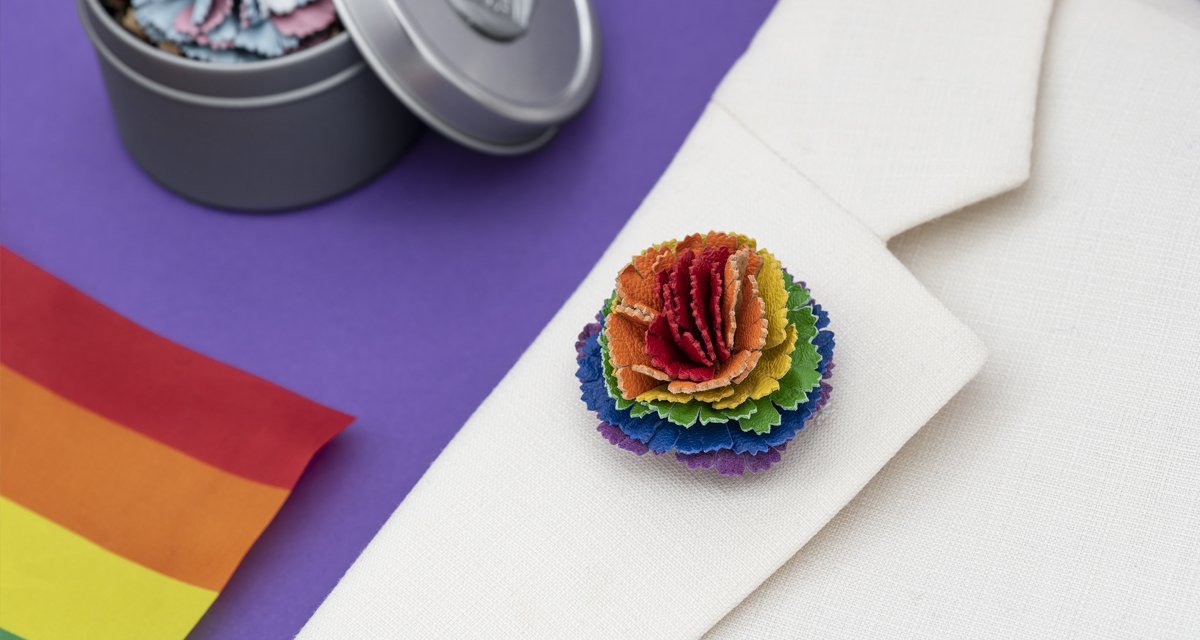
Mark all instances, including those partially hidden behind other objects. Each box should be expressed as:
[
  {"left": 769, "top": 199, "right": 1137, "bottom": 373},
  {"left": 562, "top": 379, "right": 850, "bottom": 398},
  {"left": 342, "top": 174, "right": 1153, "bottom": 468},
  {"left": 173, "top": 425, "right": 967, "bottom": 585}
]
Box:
[{"left": 0, "top": 366, "right": 289, "bottom": 591}]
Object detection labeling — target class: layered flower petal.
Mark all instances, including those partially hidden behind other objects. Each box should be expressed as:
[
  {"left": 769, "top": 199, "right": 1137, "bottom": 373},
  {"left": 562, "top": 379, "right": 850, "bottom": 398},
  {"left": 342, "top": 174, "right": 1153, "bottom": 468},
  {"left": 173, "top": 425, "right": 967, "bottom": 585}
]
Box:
[
  {"left": 614, "top": 368, "right": 662, "bottom": 401},
  {"left": 665, "top": 349, "right": 758, "bottom": 394},
  {"left": 721, "top": 247, "right": 750, "bottom": 348},
  {"left": 688, "top": 246, "right": 729, "bottom": 363},
  {"left": 615, "top": 263, "right": 659, "bottom": 319},
  {"left": 757, "top": 250, "right": 791, "bottom": 350},
  {"left": 644, "top": 314, "right": 714, "bottom": 383},
  {"left": 732, "top": 268, "right": 768, "bottom": 352},
  {"left": 605, "top": 311, "right": 668, "bottom": 400},
  {"left": 604, "top": 312, "right": 650, "bottom": 368},
  {"left": 641, "top": 322, "right": 796, "bottom": 408},
  {"left": 659, "top": 251, "right": 714, "bottom": 373}
]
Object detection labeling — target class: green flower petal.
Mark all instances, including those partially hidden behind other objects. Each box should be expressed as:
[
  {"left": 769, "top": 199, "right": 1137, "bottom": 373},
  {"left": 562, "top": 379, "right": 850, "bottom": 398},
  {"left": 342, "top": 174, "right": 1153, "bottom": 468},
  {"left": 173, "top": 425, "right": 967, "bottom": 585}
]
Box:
[
  {"left": 739, "top": 397, "right": 783, "bottom": 435},
  {"left": 628, "top": 402, "right": 654, "bottom": 418},
  {"left": 735, "top": 278, "right": 823, "bottom": 432},
  {"left": 666, "top": 401, "right": 703, "bottom": 427}
]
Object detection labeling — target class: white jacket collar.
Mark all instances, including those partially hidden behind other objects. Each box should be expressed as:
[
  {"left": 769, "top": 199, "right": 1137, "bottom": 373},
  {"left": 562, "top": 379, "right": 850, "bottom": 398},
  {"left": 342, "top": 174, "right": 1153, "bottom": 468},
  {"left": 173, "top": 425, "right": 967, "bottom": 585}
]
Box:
[{"left": 715, "top": 0, "right": 1054, "bottom": 239}]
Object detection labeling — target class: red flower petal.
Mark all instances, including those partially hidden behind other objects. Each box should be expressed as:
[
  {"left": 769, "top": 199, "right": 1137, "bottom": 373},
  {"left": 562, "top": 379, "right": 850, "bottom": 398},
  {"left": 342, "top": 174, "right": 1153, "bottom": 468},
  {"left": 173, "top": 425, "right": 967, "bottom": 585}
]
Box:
[
  {"left": 669, "top": 251, "right": 698, "bottom": 336},
  {"left": 662, "top": 253, "right": 713, "bottom": 369},
  {"left": 645, "top": 314, "right": 714, "bottom": 382},
  {"left": 708, "top": 253, "right": 730, "bottom": 361},
  {"left": 689, "top": 246, "right": 730, "bottom": 364}
]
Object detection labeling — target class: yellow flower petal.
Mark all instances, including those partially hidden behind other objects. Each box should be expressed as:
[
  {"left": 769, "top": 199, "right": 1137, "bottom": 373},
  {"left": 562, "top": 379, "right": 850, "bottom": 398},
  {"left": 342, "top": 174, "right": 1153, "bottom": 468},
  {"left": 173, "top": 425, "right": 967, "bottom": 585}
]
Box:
[
  {"left": 638, "top": 384, "right": 735, "bottom": 404},
  {"left": 708, "top": 323, "right": 798, "bottom": 409},
  {"left": 756, "top": 249, "right": 791, "bottom": 350}
]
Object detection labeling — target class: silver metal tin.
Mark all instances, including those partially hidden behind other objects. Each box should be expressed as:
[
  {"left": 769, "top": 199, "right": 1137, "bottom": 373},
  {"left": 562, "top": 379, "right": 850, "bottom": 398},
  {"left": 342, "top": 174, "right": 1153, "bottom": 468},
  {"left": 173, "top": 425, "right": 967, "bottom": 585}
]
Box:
[
  {"left": 78, "top": 0, "right": 421, "bottom": 211},
  {"left": 334, "top": 0, "right": 601, "bottom": 154},
  {"left": 78, "top": 0, "right": 600, "bottom": 211}
]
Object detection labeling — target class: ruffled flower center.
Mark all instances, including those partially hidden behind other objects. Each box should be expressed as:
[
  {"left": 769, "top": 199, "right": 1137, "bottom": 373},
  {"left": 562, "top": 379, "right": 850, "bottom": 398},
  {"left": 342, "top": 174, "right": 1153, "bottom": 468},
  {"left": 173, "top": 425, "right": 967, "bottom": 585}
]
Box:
[
  {"left": 604, "top": 232, "right": 773, "bottom": 401},
  {"left": 645, "top": 246, "right": 730, "bottom": 382}
]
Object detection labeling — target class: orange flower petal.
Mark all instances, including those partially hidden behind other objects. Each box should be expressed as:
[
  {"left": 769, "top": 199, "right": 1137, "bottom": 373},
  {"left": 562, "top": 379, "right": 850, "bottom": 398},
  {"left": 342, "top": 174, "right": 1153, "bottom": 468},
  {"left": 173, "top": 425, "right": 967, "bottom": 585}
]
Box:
[
  {"left": 722, "top": 246, "right": 751, "bottom": 347},
  {"left": 613, "top": 302, "right": 654, "bottom": 324},
  {"left": 733, "top": 273, "right": 768, "bottom": 352},
  {"left": 615, "top": 264, "right": 658, "bottom": 313},
  {"left": 746, "top": 250, "right": 763, "bottom": 276},
  {"left": 675, "top": 233, "right": 706, "bottom": 255},
  {"left": 604, "top": 312, "right": 651, "bottom": 368},
  {"left": 615, "top": 243, "right": 678, "bottom": 316},
  {"left": 614, "top": 367, "right": 664, "bottom": 400},
  {"left": 631, "top": 364, "right": 672, "bottom": 381},
  {"left": 703, "top": 231, "right": 740, "bottom": 252},
  {"left": 665, "top": 349, "right": 759, "bottom": 394},
  {"left": 731, "top": 349, "right": 763, "bottom": 384},
  {"left": 631, "top": 243, "right": 676, "bottom": 279}
]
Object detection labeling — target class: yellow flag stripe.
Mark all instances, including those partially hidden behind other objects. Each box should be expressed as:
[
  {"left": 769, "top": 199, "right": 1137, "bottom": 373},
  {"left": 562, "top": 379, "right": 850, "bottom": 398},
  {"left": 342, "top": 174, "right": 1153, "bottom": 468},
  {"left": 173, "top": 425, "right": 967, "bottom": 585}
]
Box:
[{"left": 0, "top": 497, "right": 217, "bottom": 640}]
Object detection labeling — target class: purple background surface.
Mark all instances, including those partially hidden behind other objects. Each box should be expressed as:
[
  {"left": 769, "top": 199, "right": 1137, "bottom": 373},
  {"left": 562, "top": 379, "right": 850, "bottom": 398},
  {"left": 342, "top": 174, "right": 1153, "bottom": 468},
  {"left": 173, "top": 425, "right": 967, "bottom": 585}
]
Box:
[{"left": 0, "top": 2, "right": 775, "bottom": 637}]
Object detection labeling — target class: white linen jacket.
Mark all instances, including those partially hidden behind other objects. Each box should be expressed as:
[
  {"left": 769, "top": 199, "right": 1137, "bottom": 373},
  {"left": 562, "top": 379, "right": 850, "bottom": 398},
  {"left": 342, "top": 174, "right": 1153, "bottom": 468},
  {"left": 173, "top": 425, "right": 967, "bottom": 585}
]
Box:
[{"left": 303, "top": 0, "right": 1200, "bottom": 637}]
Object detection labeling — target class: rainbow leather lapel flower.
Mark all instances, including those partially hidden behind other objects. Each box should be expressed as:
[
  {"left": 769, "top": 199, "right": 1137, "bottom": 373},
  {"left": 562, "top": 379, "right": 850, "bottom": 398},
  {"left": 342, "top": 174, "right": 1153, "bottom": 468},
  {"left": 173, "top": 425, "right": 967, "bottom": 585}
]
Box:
[{"left": 576, "top": 232, "right": 834, "bottom": 475}]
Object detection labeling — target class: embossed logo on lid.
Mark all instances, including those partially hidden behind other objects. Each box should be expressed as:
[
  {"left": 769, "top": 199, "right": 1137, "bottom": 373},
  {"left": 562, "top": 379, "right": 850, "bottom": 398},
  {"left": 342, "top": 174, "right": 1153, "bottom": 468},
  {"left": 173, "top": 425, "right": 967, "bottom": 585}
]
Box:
[{"left": 447, "top": 0, "right": 537, "bottom": 41}]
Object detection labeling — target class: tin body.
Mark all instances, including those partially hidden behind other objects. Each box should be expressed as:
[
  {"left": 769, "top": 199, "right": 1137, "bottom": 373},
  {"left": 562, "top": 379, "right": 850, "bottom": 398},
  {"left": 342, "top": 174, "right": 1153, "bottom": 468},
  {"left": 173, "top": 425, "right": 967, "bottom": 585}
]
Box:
[{"left": 78, "top": 0, "right": 420, "bottom": 211}]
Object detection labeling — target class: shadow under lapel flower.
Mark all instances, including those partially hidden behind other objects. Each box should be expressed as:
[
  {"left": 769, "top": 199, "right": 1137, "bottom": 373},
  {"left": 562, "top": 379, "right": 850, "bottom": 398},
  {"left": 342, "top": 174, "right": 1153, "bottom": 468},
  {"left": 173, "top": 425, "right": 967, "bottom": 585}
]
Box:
[{"left": 575, "top": 232, "right": 835, "bottom": 475}]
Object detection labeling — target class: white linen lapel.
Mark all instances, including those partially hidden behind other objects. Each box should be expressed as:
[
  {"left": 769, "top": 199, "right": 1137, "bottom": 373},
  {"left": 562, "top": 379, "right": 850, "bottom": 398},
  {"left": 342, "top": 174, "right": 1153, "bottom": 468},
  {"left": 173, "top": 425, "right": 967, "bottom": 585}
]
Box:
[
  {"left": 715, "top": 0, "right": 1054, "bottom": 240},
  {"left": 300, "top": 105, "right": 985, "bottom": 639}
]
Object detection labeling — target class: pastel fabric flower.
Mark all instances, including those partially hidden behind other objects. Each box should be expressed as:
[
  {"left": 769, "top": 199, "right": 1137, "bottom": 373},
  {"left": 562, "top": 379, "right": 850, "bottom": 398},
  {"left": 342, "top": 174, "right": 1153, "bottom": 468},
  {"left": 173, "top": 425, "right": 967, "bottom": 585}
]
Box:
[
  {"left": 575, "top": 232, "right": 835, "bottom": 475},
  {"left": 107, "top": 0, "right": 339, "bottom": 62}
]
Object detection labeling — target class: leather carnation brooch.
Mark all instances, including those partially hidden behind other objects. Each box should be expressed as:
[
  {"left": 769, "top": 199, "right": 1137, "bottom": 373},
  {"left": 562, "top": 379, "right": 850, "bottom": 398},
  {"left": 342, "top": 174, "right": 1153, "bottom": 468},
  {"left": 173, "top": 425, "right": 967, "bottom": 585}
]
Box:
[{"left": 575, "top": 232, "right": 834, "bottom": 475}]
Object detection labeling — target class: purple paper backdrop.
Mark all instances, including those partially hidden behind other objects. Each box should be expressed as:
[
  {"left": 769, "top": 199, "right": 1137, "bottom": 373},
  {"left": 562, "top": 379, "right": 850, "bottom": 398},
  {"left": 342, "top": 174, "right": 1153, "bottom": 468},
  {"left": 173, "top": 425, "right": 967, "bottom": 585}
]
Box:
[{"left": 0, "top": 2, "right": 776, "bottom": 637}]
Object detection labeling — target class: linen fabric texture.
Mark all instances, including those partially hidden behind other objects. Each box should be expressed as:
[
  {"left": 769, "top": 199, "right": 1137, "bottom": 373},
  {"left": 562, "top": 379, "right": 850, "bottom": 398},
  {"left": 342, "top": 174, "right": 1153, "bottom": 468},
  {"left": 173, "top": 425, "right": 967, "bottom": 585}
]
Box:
[{"left": 708, "top": 0, "right": 1200, "bottom": 636}]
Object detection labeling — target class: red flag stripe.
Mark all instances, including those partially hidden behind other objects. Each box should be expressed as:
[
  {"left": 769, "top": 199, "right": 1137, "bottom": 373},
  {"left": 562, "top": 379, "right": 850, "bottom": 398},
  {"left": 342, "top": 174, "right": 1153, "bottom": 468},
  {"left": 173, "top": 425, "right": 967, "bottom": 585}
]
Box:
[{"left": 0, "top": 248, "right": 353, "bottom": 489}]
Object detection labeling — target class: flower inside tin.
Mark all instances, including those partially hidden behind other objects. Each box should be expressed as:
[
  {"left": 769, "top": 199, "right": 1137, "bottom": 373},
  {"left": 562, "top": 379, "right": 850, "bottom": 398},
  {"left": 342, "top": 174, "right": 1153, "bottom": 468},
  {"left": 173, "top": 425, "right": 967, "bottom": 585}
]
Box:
[{"left": 101, "top": 0, "right": 343, "bottom": 63}]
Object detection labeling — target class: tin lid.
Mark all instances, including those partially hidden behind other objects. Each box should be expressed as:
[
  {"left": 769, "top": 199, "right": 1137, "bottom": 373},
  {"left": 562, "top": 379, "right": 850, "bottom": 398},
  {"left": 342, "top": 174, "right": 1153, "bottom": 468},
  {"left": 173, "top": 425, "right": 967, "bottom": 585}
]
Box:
[{"left": 332, "top": 0, "right": 601, "bottom": 154}]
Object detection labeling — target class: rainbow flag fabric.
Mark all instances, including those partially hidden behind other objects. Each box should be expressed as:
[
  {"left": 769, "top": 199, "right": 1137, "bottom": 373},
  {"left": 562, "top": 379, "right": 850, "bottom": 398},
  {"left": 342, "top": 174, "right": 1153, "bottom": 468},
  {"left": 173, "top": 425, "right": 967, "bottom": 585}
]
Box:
[{"left": 0, "top": 248, "right": 353, "bottom": 639}]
